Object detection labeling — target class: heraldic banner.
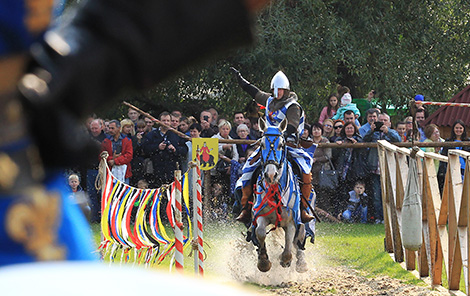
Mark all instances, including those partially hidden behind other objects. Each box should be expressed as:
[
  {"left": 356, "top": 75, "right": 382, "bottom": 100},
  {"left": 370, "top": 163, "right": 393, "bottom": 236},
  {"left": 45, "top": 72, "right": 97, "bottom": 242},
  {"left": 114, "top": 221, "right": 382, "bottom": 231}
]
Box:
[{"left": 192, "top": 138, "right": 218, "bottom": 171}]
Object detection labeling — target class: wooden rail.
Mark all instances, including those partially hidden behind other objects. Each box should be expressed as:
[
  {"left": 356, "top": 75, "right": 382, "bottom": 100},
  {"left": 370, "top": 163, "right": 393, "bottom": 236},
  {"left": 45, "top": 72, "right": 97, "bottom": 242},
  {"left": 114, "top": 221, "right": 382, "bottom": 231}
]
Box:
[{"left": 377, "top": 140, "right": 470, "bottom": 295}]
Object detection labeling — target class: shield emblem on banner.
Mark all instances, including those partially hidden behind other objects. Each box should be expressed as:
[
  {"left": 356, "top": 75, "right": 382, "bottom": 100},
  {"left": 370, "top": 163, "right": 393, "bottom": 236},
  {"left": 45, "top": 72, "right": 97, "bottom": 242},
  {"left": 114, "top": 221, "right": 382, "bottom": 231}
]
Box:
[{"left": 192, "top": 138, "right": 218, "bottom": 171}]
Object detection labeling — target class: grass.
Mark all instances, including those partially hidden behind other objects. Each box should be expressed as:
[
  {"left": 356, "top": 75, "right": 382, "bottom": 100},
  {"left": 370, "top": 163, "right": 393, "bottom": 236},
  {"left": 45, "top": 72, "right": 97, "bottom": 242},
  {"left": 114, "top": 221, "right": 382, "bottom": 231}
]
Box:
[
  {"left": 91, "top": 221, "right": 442, "bottom": 288},
  {"left": 314, "top": 223, "right": 424, "bottom": 285},
  {"left": 440, "top": 261, "right": 466, "bottom": 293},
  {"left": 90, "top": 220, "right": 246, "bottom": 272}
]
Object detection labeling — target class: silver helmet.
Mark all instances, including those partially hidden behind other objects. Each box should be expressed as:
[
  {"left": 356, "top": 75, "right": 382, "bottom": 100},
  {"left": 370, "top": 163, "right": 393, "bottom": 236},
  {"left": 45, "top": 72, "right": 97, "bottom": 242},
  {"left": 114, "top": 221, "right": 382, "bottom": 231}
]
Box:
[{"left": 270, "top": 71, "right": 290, "bottom": 98}]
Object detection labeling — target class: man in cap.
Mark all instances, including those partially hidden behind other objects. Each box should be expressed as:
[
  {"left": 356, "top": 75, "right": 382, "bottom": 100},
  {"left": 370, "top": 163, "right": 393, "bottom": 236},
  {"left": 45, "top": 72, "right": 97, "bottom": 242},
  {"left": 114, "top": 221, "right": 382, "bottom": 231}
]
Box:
[{"left": 232, "top": 68, "right": 314, "bottom": 224}]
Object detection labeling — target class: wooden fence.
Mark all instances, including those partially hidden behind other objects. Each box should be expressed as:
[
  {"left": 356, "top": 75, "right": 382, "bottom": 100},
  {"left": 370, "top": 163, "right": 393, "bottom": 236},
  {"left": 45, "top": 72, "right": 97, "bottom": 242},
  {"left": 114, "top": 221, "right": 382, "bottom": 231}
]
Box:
[{"left": 378, "top": 140, "right": 470, "bottom": 295}]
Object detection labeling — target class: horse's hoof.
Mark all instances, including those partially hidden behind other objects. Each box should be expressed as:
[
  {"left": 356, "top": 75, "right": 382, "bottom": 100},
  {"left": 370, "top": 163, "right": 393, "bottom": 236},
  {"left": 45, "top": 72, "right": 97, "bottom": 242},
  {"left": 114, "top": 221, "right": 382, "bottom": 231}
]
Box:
[
  {"left": 280, "top": 252, "right": 292, "bottom": 268},
  {"left": 296, "top": 261, "right": 308, "bottom": 273},
  {"left": 258, "top": 259, "right": 272, "bottom": 272}
]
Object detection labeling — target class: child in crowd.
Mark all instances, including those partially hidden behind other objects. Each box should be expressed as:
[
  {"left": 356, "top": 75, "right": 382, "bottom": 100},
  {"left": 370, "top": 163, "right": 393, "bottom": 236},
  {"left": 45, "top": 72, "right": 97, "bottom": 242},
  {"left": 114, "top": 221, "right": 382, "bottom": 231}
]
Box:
[
  {"left": 68, "top": 174, "right": 81, "bottom": 193},
  {"left": 332, "top": 93, "right": 361, "bottom": 121},
  {"left": 340, "top": 180, "right": 368, "bottom": 223},
  {"left": 68, "top": 174, "right": 91, "bottom": 221},
  {"left": 137, "top": 179, "right": 149, "bottom": 189},
  {"left": 396, "top": 121, "right": 407, "bottom": 142}
]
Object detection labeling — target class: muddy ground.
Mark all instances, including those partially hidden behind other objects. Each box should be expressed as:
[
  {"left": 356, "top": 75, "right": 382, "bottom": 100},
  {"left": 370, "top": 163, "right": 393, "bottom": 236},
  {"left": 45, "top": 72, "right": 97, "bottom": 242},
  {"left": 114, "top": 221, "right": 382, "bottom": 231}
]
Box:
[
  {"left": 261, "top": 266, "right": 450, "bottom": 296},
  {"left": 216, "top": 229, "right": 452, "bottom": 296}
]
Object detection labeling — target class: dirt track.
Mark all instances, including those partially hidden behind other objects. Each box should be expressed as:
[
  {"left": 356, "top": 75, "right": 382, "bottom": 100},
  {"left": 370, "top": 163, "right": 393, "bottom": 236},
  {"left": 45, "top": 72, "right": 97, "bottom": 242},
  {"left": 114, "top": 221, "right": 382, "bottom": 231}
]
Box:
[
  {"left": 219, "top": 229, "right": 452, "bottom": 296},
  {"left": 261, "top": 266, "right": 450, "bottom": 296}
]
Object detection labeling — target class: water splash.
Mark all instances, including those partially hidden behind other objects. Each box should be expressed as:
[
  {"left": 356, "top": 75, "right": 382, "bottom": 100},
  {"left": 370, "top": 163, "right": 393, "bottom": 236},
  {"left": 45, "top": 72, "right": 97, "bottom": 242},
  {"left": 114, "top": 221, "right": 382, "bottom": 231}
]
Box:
[{"left": 206, "top": 225, "right": 322, "bottom": 286}]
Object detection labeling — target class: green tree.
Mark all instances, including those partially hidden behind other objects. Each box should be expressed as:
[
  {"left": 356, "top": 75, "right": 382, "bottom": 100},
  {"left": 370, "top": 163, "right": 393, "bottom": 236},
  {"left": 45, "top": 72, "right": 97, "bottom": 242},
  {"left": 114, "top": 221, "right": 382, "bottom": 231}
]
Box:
[{"left": 107, "top": 0, "right": 470, "bottom": 123}]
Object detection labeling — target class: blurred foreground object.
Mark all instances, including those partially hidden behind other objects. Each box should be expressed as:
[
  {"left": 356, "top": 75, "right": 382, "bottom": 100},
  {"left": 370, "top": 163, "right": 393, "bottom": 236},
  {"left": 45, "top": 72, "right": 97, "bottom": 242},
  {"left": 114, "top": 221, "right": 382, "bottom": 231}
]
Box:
[
  {"left": 1, "top": 0, "right": 268, "bottom": 266},
  {"left": 0, "top": 262, "right": 259, "bottom": 296}
]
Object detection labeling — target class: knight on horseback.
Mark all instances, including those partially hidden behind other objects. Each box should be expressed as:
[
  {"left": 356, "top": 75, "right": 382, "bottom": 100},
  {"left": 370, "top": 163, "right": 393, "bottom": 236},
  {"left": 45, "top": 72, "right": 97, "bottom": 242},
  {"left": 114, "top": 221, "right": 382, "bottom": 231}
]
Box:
[{"left": 231, "top": 68, "right": 315, "bottom": 224}]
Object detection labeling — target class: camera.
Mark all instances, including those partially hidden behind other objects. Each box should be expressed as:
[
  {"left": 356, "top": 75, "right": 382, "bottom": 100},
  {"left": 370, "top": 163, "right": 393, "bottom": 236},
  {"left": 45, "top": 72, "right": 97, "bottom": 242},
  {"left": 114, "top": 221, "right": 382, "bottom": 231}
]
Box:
[
  {"left": 374, "top": 121, "right": 384, "bottom": 132},
  {"left": 162, "top": 140, "right": 174, "bottom": 152},
  {"left": 203, "top": 115, "right": 209, "bottom": 121}
]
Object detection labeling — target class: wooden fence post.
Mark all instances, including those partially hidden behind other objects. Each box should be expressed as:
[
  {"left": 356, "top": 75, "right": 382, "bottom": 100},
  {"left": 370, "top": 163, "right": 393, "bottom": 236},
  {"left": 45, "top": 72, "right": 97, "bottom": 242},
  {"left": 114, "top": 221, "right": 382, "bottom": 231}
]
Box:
[{"left": 378, "top": 140, "right": 470, "bottom": 295}]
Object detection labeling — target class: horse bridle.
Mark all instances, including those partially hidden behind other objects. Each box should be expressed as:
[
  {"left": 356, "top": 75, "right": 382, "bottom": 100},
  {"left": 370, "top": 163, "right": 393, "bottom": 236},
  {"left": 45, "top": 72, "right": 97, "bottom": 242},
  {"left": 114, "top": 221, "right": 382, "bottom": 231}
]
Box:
[{"left": 261, "top": 133, "right": 285, "bottom": 170}]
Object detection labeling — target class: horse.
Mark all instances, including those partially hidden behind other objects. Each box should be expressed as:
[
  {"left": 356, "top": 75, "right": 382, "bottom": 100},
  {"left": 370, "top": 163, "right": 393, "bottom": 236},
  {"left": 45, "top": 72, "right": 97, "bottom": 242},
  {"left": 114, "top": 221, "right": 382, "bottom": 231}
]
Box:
[{"left": 250, "top": 117, "right": 309, "bottom": 273}]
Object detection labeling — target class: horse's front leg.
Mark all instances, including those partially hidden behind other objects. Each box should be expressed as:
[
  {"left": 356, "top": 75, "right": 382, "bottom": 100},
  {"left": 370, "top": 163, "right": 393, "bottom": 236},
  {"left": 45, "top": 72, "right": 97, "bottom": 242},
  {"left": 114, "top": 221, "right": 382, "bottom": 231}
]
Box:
[
  {"left": 255, "top": 217, "right": 271, "bottom": 272},
  {"left": 280, "top": 217, "right": 294, "bottom": 268},
  {"left": 295, "top": 224, "right": 308, "bottom": 273}
]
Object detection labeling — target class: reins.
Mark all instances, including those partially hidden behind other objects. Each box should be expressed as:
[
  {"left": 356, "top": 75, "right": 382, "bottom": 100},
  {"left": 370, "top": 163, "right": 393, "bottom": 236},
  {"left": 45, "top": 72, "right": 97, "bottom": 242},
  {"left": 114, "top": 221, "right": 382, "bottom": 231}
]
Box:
[{"left": 253, "top": 182, "right": 283, "bottom": 229}]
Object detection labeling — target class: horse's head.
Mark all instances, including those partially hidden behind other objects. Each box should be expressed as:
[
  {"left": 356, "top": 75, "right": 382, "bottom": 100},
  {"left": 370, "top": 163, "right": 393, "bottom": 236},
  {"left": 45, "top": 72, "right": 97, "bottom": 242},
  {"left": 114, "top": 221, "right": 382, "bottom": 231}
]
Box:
[{"left": 259, "top": 117, "right": 287, "bottom": 185}]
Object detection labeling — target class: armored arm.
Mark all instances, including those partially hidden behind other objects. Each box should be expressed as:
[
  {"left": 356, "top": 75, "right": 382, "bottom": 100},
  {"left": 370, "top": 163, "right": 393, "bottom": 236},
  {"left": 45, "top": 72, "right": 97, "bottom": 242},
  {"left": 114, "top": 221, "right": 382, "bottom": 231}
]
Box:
[
  {"left": 231, "top": 67, "right": 260, "bottom": 99},
  {"left": 231, "top": 67, "right": 271, "bottom": 104}
]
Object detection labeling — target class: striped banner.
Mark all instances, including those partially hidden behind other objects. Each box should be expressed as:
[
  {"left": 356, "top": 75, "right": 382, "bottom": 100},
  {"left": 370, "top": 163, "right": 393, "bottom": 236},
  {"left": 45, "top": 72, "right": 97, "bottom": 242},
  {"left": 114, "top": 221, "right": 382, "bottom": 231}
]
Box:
[{"left": 97, "top": 157, "right": 192, "bottom": 268}]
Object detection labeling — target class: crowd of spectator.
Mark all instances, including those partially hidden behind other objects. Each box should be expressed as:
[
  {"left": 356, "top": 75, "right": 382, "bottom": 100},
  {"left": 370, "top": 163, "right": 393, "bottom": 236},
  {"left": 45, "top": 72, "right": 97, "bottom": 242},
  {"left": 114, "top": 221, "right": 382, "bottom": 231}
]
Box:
[
  {"left": 67, "top": 89, "right": 469, "bottom": 225},
  {"left": 310, "top": 90, "right": 469, "bottom": 223}
]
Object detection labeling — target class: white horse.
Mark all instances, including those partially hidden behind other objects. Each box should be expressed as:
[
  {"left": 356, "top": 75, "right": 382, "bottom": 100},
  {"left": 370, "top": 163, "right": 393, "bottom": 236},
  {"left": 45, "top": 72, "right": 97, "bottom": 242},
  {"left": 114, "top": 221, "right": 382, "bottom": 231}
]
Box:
[{"left": 250, "top": 118, "right": 308, "bottom": 273}]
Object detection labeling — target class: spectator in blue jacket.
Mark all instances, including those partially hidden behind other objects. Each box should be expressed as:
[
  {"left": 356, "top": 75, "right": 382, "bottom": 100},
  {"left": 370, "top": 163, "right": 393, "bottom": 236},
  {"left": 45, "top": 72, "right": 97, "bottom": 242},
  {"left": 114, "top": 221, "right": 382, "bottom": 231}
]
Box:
[
  {"left": 340, "top": 180, "right": 369, "bottom": 223},
  {"left": 359, "top": 109, "right": 379, "bottom": 137},
  {"left": 363, "top": 112, "right": 401, "bottom": 223}
]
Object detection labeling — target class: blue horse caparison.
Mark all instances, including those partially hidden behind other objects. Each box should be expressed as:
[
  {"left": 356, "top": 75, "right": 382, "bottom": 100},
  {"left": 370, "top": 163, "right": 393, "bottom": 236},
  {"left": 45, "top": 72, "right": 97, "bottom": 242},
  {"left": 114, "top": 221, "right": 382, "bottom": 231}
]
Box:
[{"left": 250, "top": 118, "right": 308, "bottom": 273}]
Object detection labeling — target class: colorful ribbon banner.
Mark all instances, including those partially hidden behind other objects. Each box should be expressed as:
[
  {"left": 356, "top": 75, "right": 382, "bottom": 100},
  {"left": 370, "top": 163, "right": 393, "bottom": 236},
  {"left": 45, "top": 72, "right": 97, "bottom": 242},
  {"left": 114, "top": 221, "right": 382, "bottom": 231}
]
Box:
[{"left": 97, "top": 158, "right": 193, "bottom": 268}]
